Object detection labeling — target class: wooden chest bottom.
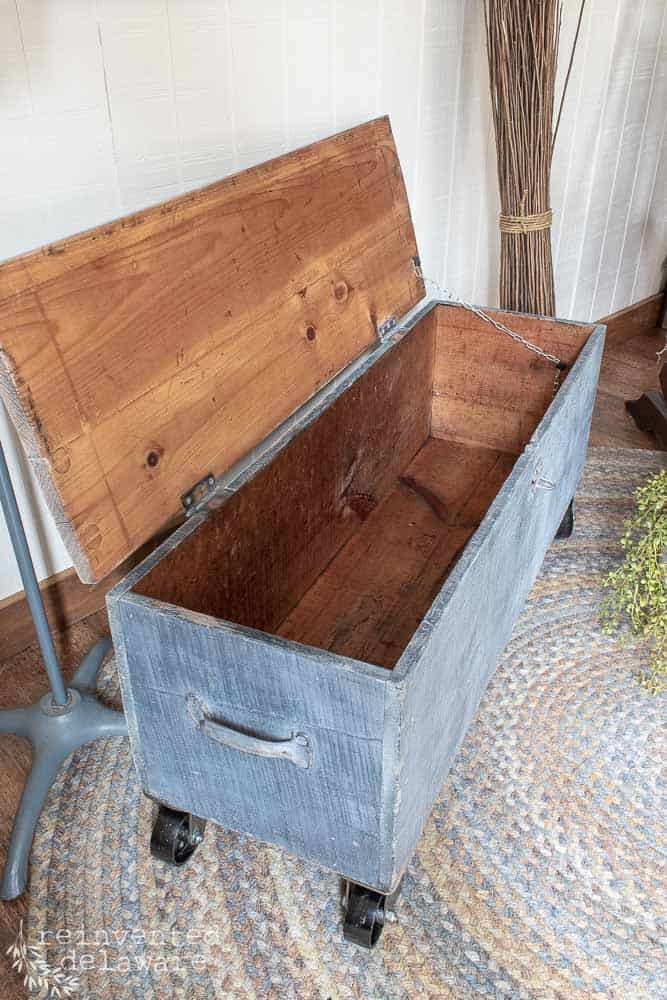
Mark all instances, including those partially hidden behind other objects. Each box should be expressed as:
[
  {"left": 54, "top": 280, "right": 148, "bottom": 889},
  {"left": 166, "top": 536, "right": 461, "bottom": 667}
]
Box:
[{"left": 277, "top": 435, "right": 515, "bottom": 668}]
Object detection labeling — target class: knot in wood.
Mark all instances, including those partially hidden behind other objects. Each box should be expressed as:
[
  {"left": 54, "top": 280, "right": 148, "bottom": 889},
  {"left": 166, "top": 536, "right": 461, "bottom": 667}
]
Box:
[{"left": 333, "top": 281, "right": 349, "bottom": 303}]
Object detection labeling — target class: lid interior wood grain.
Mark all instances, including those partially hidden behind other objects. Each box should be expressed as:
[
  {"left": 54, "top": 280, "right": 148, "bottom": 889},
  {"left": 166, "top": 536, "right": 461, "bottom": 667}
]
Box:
[{"left": 0, "top": 116, "right": 423, "bottom": 583}]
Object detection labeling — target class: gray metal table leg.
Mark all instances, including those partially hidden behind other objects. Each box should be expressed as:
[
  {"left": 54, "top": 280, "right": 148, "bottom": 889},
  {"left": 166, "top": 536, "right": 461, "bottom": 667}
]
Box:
[
  {"left": 0, "top": 431, "right": 128, "bottom": 900},
  {"left": 1, "top": 746, "right": 62, "bottom": 900},
  {"left": 71, "top": 635, "right": 113, "bottom": 692},
  {"left": 0, "top": 708, "right": 30, "bottom": 737},
  {"left": 0, "top": 638, "right": 128, "bottom": 900}
]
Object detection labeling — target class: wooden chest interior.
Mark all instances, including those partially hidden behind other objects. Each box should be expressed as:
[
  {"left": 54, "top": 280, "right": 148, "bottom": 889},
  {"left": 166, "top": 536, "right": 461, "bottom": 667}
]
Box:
[{"left": 133, "top": 303, "right": 591, "bottom": 670}]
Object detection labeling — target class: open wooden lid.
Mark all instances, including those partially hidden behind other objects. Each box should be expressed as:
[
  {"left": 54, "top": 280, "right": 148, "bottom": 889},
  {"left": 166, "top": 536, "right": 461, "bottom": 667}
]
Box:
[{"left": 0, "top": 117, "right": 423, "bottom": 583}]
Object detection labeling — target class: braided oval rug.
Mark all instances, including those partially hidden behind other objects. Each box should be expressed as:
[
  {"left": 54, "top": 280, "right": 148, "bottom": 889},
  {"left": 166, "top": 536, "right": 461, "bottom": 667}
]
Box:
[{"left": 25, "top": 447, "right": 667, "bottom": 1000}]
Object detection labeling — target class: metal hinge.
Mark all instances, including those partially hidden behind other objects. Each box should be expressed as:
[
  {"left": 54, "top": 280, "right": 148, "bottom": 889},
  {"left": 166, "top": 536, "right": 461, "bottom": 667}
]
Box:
[
  {"left": 182, "top": 472, "right": 216, "bottom": 514},
  {"left": 376, "top": 255, "right": 424, "bottom": 340},
  {"left": 378, "top": 315, "right": 398, "bottom": 340},
  {"left": 376, "top": 257, "right": 424, "bottom": 341}
]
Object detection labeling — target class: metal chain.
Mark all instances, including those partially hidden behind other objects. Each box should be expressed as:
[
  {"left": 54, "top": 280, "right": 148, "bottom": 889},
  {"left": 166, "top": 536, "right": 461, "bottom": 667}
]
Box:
[{"left": 414, "top": 266, "right": 565, "bottom": 395}]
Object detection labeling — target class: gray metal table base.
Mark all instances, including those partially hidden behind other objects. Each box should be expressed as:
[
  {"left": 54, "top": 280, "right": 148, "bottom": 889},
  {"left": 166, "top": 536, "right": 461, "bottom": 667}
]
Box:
[
  {"left": 0, "top": 638, "right": 127, "bottom": 899},
  {"left": 0, "top": 432, "right": 127, "bottom": 900}
]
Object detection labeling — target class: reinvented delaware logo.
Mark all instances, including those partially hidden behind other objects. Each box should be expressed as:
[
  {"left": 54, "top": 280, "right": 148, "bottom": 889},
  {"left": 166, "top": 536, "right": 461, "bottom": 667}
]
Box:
[{"left": 6, "top": 920, "right": 80, "bottom": 998}]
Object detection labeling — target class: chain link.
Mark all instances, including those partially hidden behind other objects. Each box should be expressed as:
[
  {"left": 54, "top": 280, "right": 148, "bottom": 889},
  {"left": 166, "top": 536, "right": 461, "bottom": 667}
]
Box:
[{"left": 415, "top": 266, "right": 564, "bottom": 383}]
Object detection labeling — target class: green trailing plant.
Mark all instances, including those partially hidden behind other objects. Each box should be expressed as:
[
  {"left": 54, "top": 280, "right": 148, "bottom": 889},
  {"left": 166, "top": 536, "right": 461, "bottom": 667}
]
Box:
[{"left": 600, "top": 469, "right": 667, "bottom": 693}]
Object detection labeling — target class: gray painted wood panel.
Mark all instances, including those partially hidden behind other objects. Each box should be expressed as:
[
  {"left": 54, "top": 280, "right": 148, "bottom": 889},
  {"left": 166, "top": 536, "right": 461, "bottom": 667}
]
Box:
[
  {"left": 115, "top": 596, "right": 398, "bottom": 889},
  {"left": 389, "top": 325, "right": 605, "bottom": 888}
]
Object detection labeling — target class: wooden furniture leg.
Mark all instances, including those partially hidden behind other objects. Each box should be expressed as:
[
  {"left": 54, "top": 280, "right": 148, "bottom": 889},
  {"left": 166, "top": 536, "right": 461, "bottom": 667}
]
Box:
[{"left": 625, "top": 356, "right": 667, "bottom": 450}]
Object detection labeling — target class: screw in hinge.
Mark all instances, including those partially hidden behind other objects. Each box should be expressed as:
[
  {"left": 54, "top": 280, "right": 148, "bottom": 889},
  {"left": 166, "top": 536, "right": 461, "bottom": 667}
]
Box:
[
  {"left": 412, "top": 255, "right": 423, "bottom": 279},
  {"left": 182, "top": 472, "right": 216, "bottom": 513}
]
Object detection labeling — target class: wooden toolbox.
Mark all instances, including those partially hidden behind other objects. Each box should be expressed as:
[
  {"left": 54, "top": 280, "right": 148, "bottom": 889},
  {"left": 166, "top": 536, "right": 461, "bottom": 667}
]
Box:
[{"left": 0, "top": 118, "right": 604, "bottom": 948}]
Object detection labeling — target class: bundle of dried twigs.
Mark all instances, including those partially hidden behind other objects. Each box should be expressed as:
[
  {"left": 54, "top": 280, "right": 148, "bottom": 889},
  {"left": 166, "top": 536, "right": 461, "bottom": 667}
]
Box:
[{"left": 484, "top": 0, "right": 562, "bottom": 316}]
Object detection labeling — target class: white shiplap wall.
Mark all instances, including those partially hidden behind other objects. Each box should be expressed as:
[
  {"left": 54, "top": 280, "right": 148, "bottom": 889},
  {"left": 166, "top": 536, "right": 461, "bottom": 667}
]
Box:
[{"left": 0, "top": 0, "right": 665, "bottom": 601}]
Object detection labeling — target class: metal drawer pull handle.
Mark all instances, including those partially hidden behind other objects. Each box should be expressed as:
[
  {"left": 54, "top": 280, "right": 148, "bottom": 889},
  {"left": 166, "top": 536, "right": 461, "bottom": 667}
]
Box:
[{"left": 187, "top": 694, "right": 311, "bottom": 769}]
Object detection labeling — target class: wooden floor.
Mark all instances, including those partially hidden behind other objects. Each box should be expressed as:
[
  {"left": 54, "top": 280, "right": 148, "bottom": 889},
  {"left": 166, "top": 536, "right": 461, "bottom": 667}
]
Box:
[
  {"left": 589, "top": 327, "right": 664, "bottom": 449},
  {"left": 0, "top": 323, "right": 663, "bottom": 997}
]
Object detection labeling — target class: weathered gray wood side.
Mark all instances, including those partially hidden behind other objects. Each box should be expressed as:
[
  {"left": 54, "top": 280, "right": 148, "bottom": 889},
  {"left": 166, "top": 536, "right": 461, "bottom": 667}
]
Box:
[
  {"left": 388, "top": 325, "right": 605, "bottom": 889},
  {"left": 115, "top": 596, "right": 396, "bottom": 889}
]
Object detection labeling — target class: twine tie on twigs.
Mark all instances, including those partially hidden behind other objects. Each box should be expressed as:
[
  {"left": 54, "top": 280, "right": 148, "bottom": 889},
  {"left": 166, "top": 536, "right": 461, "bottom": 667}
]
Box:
[{"left": 499, "top": 209, "right": 553, "bottom": 234}]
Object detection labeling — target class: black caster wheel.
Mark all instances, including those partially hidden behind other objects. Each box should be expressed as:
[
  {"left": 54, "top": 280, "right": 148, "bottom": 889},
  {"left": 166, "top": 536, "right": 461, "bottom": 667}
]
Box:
[
  {"left": 342, "top": 879, "right": 402, "bottom": 949},
  {"left": 150, "top": 805, "right": 206, "bottom": 866},
  {"left": 555, "top": 499, "right": 574, "bottom": 540}
]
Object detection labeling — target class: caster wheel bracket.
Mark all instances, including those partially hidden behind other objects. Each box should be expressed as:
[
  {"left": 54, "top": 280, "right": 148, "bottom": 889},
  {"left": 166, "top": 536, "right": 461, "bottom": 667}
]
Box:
[
  {"left": 342, "top": 878, "right": 402, "bottom": 949},
  {"left": 150, "top": 804, "right": 206, "bottom": 866},
  {"left": 555, "top": 499, "right": 574, "bottom": 540}
]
